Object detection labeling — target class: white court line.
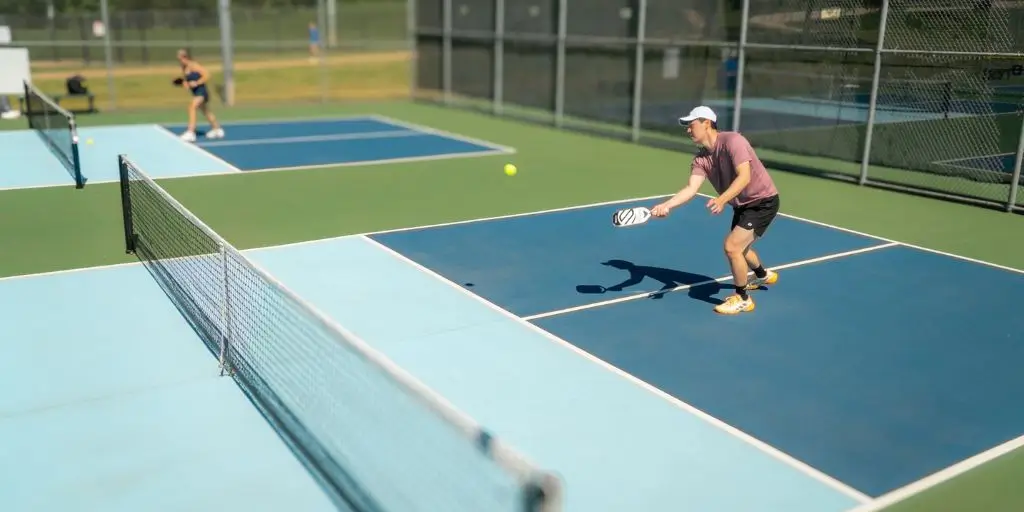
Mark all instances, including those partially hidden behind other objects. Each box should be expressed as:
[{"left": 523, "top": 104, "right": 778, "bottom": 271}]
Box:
[
  {"left": 194, "top": 130, "right": 425, "bottom": 148},
  {"left": 522, "top": 243, "right": 900, "bottom": 321},
  {"left": 846, "top": 434, "right": 1024, "bottom": 512},
  {"left": 932, "top": 152, "right": 1015, "bottom": 165},
  {"left": 151, "top": 125, "right": 243, "bottom": 173},
  {"left": 360, "top": 234, "right": 873, "bottom": 504}
]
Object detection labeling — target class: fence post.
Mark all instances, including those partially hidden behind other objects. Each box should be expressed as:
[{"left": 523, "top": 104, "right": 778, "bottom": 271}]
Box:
[
  {"left": 494, "top": 0, "right": 505, "bottom": 115},
  {"left": 554, "top": 0, "right": 567, "bottom": 127},
  {"left": 442, "top": 0, "right": 452, "bottom": 104},
  {"left": 731, "top": 0, "right": 750, "bottom": 132},
  {"left": 316, "top": 0, "right": 329, "bottom": 103},
  {"left": 858, "top": 0, "right": 890, "bottom": 186},
  {"left": 1007, "top": 115, "right": 1024, "bottom": 212},
  {"left": 407, "top": 0, "right": 417, "bottom": 99},
  {"left": 99, "top": 0, "right": 116, "bottom": 110},
  {"left": 629, "top": 0, "right": 647, "bottom": 142},
  {"left": 218, "top": 0, "right": 236, "bottom": 106}
]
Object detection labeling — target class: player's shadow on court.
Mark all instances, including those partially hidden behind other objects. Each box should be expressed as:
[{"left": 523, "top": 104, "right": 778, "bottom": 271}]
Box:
[{"left": 576, "top": 259, "right": 725, "bottom": 305}]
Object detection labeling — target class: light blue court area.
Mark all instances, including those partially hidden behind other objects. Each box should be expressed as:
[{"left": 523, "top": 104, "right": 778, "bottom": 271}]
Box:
[
  {"left": 0, "top": 264, "right": 336, "bottom": 512},
  {"left": 161, "top": 115, "right": 514, "bottom": 172},
  {"left": 0, "top": 124, "right": 237, "bottom": 190},
  {"left": 4, "top": 115, "right": 512, "bottom": 191}
]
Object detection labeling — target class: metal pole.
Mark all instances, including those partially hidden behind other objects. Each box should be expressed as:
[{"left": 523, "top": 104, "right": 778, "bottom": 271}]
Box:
[
  {"left": 99, "top": 0, "right": 115, "bottom": 109},
  {"left": 494, "top": 0, "right": 505, "bottom": 115},
  {"left": 858, "top": 0, "right": 890, "bottom": 185},
  {"left": 407, "top": 0, "right": 417, "bottom": 99},
  {"left": 629, "top": 0, "right": 647, "bottom": 142},
  {"left": 730, "top": 0, "right": 750, "bottom": 131},
  {"left": 327, "top": 0, "right": 337, "bottom": 48},
  {"left": 1007, "top": 115, "right": 1024, "bottom": 211},
  {"left": 317, "top": 0, "right": 329, "bottom": 102},
  {"left": 554, "top": 0, "right": 567, "bottom": 127},
  {"left": 217, "top": 0, "right": 235, "bottom": 106},
  {"left": 442, "top": 0, "right": 452, "bottom": 104}
]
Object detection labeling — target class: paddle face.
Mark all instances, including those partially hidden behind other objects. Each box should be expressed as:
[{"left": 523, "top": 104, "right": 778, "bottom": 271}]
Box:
[{"left": 612, "top": 206, "right": 652, "bottom": 227}]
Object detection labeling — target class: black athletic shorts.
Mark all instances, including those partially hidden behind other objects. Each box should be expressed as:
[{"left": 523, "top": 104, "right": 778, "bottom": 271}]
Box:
[{"left": 731, "top": 194, "right": 780, "bottom": 238}]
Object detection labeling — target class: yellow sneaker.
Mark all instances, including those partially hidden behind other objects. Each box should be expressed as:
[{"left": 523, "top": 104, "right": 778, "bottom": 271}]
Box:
[
  {"left": 714, "top": 294, "right": 755, "bottom": 315},
  {"left": 746, "top": 269, "right": 778, "bottom": 290}
]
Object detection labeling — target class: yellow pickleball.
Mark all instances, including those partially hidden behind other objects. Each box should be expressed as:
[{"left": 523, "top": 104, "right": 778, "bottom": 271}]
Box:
[{"left": 504, "top": 163, "right": 517, "bottom": 176}]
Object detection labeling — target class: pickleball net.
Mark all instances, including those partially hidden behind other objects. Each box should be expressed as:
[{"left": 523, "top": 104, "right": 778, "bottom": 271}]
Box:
[
  {"left": 23, "top": 80, "right": 84, "bottom": 188},
  {"left": 117, "top": 154, "right": 562, "bottom": 512}
]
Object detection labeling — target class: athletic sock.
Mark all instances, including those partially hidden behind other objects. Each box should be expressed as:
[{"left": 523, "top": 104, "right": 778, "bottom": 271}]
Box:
[
  {"left": 735, "top": 285, "right": 749, "bottom": 300},
  {"left": 752, "top": 265, "right": 767, "bottom": 279}
]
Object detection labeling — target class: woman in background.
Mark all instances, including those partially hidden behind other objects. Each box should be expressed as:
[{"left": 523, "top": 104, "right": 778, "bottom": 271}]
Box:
[{"left": 176, "top": 48, "right": 224, "bottom": 142}]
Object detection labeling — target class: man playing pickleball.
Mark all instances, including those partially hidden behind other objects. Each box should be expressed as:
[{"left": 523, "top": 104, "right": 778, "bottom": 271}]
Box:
[{"left": 650, "top": 106, "right": 780, "bottom": 315}]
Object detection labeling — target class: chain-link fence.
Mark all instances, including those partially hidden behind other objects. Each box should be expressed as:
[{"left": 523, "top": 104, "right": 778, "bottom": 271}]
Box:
[
  {"left": 0, "top": 0, "right": 412, "bottom": 110},
  {"left": 412, "top": 0, "right": 1024, "bottom": 213}
]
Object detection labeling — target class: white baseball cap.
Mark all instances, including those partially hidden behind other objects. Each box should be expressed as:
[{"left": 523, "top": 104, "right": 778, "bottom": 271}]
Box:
[{"left": 678, "top": 106, "right": 717, "bottom": 125}]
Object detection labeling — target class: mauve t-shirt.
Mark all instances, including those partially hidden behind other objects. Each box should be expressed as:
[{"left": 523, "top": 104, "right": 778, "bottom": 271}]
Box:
[{"left": 691, "top": 131, "right": 778, "bottom": 206}]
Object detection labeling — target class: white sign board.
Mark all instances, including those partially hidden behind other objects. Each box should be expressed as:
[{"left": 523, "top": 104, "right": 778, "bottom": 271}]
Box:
[
  {"left": 0, "top": 47, "right": 31, "bottom": 95},
  {"left": 0, "top": 26, "right": 11, "bottom": 44}
]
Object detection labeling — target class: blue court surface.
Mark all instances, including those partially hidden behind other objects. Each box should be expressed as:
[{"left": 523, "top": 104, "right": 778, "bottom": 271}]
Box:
[
  {"left": 4, "top": 190, "right": 1024, "bottom": 511},
  {"left": 0, "top": 114, "right": 512, "bottom": 190}
]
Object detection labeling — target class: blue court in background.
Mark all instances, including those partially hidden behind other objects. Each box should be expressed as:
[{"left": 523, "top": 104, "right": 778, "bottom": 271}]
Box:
[
  {"left": 160, "top": 115, "right": 513, "bottom": 172},
  {"left": 4, "top": 112, "right": 1024, "bottom": 512},
  {"left": 0, "top": 114, "right": 512, "bottom": 190}
]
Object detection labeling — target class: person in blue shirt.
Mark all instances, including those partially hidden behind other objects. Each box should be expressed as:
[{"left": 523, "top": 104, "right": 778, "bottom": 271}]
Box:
[
  {"left": 175, "top": 48, "right": 224, "bottom": 142},
  {"left": 308, "top": 22, "right": 319, "bottom": 60}
]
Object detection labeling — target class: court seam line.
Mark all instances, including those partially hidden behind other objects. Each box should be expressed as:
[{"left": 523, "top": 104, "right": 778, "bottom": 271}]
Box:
[
  {"left": 365, "top": 114, "right": 517, "bottom": 154},
  {"left": 521, "top": 242, "right": 900, "bottom": 321},
  {"left": 359, "top": 234, "right": 874, "bottom": 504},
  {"left": 159, "top": 113, "right": 380, "bottom": 130},
  {"left": 151, "top": 125, "right": 243, "bottom": 173},
  {"left": 845, "top": 433, "right": 1024, "bottom": 512},
  {"left": 194, "top": 130, "right": 428, "bottom": 148},
  {"left": 238, "top": 149, "right": 514, "bottom": 174},
  {"left": 4, "top": 191, "right": 1023, "bottom": 282}
]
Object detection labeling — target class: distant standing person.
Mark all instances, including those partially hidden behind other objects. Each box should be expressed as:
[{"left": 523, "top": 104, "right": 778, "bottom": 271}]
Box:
[
  {"left": 309, "top": 22, "right": 320, "bottom": 61},
  {"left": 175, "top": 48, "right": 224, "bottom": 142}
]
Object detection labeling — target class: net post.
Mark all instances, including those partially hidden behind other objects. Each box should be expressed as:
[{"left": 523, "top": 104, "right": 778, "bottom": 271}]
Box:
[
  {"left": 858, "top": 0, "right": 890, "bottom": 186},
  {"left": 218, "top": 244, "right": 232, "bottom": 376},
  {"left": 493, "top": 0, "right": 505, "bottom": 115},
  {"left": 70, "top": 120, "right": 84, "bottom": 188},
  {"left": 21, "top": 80, "right": 33, "bottom": 127},
  {"left": 1007, "top": 114, "right": 1024, "bottom": 212},
  {"left": 554, "top": 0, "right": 567, "bottom": 128},
  {"left": 117, "top": 154, "right": 136, "bottom": 254},
  {"left": 629, "top": 0, "right": 647, "bottom": 143},
  {"left": 730, "top": 0, "right": 750, "bottom": 132}
]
